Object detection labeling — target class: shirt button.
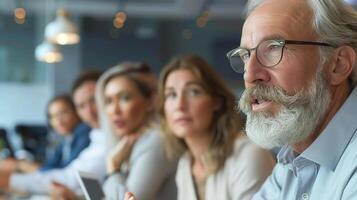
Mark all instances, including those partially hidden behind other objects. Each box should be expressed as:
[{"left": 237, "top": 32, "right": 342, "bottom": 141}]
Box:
[{"left": 301, "top": 193, "right": 309, "bottom": 200}]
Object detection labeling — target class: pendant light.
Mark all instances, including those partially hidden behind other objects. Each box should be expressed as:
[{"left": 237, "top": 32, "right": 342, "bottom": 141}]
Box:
[
  {"left": 35, "top": 40, "right": 63, "bottom": 63},
  {"left": 45, "top": 8, "right": 80, "bottom": 45},
  {"left": 34, "top": 0, "right": 63, "bottom": 63}
]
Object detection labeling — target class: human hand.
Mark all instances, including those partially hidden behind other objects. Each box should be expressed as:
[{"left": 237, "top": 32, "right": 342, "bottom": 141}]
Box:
[
  {"left": 106, "top": 134, "right": 140, "bottom": 174},
  {"left": 124, "top": 192, "right": 137, "bottom": 200},
  {"left": 16, "top": 160, "right": 40, "bottom": 173},
  {"left": 0, "top": 158, "right": 18, "bottom": 172},
  {"left": 50, "top": 181, "right": 79, "bottom": 200},
  {"left": 0, "top": 170, "right": 10, "bottom": 191}
]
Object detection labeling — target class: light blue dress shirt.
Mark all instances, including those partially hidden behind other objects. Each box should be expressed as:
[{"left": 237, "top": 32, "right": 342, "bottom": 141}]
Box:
[
  {"left": 61, "top": 135, "right": 74, "bottom": 165},
  {"left": 252, "top": 87, "right": 357, "bottom": 200}
]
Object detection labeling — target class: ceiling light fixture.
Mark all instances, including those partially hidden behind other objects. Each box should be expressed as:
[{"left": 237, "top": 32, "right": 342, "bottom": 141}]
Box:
[
  {"left": 195, "top": 0, "right": 212, "bottom": 28},
  {"left": 14, "top": 7, "right": 26, "bottom": 24},
  {"left": 113, "top": 0, "right": 128, "bottom": 29},
  {"left": 35, "top": 40, "right": 63, "bottom": 63},
  {"left": 45, "top": 8, "right": 80, "bottom": 45},
  {"left": 113, "top": 11, "right": 127, "bottom": 29}
]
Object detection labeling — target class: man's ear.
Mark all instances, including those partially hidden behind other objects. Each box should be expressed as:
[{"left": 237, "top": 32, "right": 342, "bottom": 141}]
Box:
[{"left": 328, "top": 45, "right": 355, "bottom": 86}]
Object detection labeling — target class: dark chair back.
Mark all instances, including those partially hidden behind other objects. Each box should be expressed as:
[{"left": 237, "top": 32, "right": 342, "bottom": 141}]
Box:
[
  {"left": 15, "top": 124, "right": 48, "bottom": 162},
  {"left": 0, "top": 128, "right": 14, "bottom": 158}
]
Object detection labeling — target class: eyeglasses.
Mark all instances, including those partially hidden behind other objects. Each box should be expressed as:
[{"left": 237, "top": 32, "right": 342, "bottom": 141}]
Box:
[{"left": 226, "top": 39, "right": 336, "bottom": 73}]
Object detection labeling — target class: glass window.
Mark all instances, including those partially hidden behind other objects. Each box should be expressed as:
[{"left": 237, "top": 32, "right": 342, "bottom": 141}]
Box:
[{"left": 0, "top": 14, "right": 47, "bottom": 83}]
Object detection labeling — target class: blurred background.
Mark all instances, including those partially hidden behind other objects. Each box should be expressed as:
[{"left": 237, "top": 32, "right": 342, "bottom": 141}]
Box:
[
  {"left": 0, "top": 0, "right": 355, "bottom": 161},
  {"left": 0, "top": 0, "right": 247, "bottom": 161},
  {"left": 0, "top": 0, "right": 246, "bottom": 125}
]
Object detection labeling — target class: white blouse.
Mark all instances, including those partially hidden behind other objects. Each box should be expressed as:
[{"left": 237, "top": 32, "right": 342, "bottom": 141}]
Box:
[
  {"left": 176, "top": 135, "right": 276, "bottom": 200},
  {"left": 10, "top": 128, "right": 107, "bottom": 194}
]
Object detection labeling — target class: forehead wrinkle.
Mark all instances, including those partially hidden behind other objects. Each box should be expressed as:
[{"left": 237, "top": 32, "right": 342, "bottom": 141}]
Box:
[{"left": 242, "top": 0, "right": 316, "bottom": 47}]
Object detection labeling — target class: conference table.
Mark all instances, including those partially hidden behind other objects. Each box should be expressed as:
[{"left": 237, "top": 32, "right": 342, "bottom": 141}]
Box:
[{"left": 0, "top": 193, "right": 49, "bottom": 200}]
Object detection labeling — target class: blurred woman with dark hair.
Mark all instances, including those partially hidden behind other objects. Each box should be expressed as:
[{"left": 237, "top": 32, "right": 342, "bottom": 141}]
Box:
[
  {"left": 40, "top": 94, "right": 91, "bottom": 172},
  {"left": 0, "top": 94, "right": 91, "bottom": 175}
]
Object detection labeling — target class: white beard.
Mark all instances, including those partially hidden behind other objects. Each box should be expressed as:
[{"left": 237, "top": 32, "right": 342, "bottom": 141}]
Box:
[{"left": 239, "top": 72, "right": 331, "bottom": 149}]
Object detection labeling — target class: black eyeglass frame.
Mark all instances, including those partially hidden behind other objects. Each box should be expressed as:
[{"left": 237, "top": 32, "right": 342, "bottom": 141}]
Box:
[{"left": 226, "top": 39, "right": 336, "bottom": 73}]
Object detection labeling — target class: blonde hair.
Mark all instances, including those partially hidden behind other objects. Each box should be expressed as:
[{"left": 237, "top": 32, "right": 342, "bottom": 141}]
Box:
[
  {"left": 158, "top": 54, "right": 244, "bottom": 174},
  {"left": 96, "top": 62, "right": 158, "bottom": 150}
]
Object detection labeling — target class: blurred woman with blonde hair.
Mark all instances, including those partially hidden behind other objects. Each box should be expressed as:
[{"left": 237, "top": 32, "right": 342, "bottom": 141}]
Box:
[{"left": 96, "top": 62, "right": 177, "bottom": 200}]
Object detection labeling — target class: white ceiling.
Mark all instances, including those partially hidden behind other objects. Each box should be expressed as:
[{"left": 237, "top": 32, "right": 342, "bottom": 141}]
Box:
[{"left": 0, "top": 0, "right": 248, "bottom": 19}]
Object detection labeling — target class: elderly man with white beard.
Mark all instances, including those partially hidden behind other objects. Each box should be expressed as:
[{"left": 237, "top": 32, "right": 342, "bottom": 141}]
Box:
[{"left": 226, "top": 0, "right": 357, "bottom": 199}]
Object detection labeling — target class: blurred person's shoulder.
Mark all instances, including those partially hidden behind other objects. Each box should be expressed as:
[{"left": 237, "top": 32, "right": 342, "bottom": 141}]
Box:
[{"left": 227, "top": 133, "right": 275, "bottom": 172}]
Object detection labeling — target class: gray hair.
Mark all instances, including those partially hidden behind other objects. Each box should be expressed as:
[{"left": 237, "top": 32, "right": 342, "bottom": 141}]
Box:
[{"left": 246, "top": 0, "right": 357, "bottom": 87}]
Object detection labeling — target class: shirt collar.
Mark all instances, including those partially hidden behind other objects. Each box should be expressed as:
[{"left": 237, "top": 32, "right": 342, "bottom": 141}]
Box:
[
  {"left": 277, "top": 87, "right": 357, "bottom": 171},
  {"left": 277, "top": 145, "right": 296, "bottom": 165},
  {"left": 63, "top": 134, "right": 74, "bottom": 144},
  {"left": 90, "top": 128, "right": 105, "bottom": 142},
  {"left": 302, "top": 87, "right": 357, "bottom": 171}
]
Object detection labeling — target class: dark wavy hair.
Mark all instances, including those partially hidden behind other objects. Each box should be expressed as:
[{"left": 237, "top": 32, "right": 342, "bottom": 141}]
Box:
[
  {"left": 71, "top": 70, "right": 102, "bottom": 95},
  {"left": 46, "top": 94, "right": 80, "bottom": 129}
]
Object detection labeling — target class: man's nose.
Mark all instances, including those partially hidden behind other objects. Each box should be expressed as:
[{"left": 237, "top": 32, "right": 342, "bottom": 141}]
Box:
[{"left": 244, "top": 53, "right": 271, "bottom": 88}]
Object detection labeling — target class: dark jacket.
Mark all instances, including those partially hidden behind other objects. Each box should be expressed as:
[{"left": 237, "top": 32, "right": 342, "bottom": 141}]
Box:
[{"left": 39, "top": 123, "right": 91, "bottom": 171}]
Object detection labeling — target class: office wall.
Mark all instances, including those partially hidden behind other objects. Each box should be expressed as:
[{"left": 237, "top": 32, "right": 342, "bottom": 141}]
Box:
[
  {"left": 0, "top": 16, "right": 246, "bottom": 134},
  {"left": 81, "top": 18, "right": 162, "bottom": 73},
  {"left": 80, "top": 18, "right": 245, "bottom": 79},
  {"left": 0, "top": 14, "right": 81, "bottom": 132},
  {"left": 0, "top": 83, "right": 52, "bottom": 129}
]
